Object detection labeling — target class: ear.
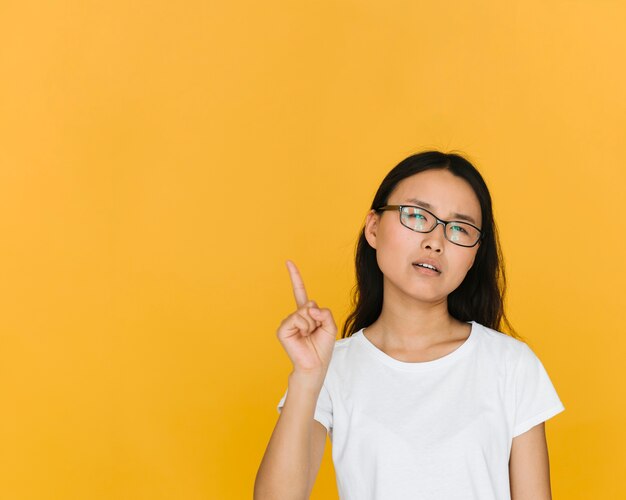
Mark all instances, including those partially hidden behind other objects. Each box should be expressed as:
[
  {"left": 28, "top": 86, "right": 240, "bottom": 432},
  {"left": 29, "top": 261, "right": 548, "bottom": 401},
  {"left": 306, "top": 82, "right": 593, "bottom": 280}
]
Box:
[{"left": 364, "top": 209, "right": 379, "bottom": 249}]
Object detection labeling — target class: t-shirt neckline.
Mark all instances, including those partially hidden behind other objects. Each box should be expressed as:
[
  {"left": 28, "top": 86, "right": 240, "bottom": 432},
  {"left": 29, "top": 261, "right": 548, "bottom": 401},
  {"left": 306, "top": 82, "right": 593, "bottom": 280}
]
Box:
[{"left": 355, "top": 320, "right": 479, "bottom": 371}]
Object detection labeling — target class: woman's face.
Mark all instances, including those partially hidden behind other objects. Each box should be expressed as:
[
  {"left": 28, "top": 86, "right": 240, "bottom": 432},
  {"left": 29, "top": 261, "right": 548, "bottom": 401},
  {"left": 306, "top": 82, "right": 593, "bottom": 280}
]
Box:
[{"left": 364, "top": 168, "right": 483, "bottom": 303}]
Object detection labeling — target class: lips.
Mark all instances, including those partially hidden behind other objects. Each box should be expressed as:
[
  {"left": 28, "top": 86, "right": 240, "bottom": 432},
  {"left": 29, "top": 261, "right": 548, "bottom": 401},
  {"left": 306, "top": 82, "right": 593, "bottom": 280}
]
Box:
[{"left": 412, "top": 258, "right": 441, "bottom": 273}]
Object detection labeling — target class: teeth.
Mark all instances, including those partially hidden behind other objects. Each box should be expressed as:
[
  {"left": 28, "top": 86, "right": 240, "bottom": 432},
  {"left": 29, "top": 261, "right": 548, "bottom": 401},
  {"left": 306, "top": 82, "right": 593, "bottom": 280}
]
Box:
[{"left": 416, "top": 263, "right": 437, "bottom": 271}]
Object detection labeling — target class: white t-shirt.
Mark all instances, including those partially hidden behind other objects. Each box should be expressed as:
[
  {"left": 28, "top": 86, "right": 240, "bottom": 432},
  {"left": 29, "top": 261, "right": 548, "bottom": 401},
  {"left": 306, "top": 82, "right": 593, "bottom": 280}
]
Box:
[{"left": 276, "top": 320, "right": 565, "bottom": 500}]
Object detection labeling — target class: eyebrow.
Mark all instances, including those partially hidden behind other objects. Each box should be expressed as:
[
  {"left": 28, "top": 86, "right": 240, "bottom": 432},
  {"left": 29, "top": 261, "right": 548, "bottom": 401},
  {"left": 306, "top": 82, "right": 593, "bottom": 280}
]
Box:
[{"left": 402, "top": 198, "right": 478, "bottom": 225}]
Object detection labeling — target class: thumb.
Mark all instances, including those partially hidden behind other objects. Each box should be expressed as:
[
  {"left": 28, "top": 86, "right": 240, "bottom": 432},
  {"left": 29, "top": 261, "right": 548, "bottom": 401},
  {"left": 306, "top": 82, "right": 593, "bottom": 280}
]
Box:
[{"left": 309, "top": 307, "right": 336, "bottom": 332}]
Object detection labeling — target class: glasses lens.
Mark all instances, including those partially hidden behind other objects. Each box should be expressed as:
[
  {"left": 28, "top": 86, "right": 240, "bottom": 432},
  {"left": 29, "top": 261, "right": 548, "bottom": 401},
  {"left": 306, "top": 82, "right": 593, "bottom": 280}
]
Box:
[
  {"left": 401, "top": 206, "right": 433, "bottom": 232},
  {"left": 446, "top": 222, "right": 480, "bottom": 246},
  {"left": 400, "top": 207, "right": 480, "bottom": 247}
]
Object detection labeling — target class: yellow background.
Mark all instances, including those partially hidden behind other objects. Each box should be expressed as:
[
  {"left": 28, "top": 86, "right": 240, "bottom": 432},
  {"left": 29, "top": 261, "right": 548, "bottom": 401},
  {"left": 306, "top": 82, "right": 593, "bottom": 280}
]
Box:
[{"left": 0, "top": 0, "right": 624, "bottom": 498}]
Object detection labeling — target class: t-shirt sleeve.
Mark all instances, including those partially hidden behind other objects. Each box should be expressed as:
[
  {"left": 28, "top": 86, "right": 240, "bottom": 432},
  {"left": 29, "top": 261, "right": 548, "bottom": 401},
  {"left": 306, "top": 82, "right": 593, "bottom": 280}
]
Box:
[
  {"left": 276, "top": 381, "right": 333, "bottom": 435},
  {"left": 512, "top": 342, "right": 566, "bottom": 438}
]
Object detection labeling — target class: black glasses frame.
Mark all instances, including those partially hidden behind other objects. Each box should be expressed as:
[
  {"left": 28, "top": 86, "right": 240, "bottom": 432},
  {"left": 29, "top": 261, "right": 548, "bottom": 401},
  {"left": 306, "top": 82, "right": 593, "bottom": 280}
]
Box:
[{"left": 375, "top": 204, "right": 484, "bottom": 248}]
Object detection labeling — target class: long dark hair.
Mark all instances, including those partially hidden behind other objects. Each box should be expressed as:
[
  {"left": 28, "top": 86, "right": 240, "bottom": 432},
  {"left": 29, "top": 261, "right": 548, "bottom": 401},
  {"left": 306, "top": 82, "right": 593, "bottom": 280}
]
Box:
[{"left": 341, "top": 150, "right": 524, "bottom": 342}]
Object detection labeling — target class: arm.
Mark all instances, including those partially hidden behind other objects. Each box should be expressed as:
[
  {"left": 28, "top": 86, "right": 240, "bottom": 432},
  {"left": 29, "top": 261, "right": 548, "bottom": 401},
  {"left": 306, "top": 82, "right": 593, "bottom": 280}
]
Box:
[
  {"left": 305, "top": 421, "right": 328, "bottom": 497},
  {"left": 254, "top": 372, "right": 327, "bottom": 500},
  {"left": 509, "top": 422, "right": 552, "bottom": 500}
]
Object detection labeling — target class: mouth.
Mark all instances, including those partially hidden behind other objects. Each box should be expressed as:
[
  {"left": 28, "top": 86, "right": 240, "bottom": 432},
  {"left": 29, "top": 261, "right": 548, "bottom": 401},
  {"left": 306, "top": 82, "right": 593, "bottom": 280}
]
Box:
[{"left": 412, "top": 263, "right": 441, "bottom": 275}]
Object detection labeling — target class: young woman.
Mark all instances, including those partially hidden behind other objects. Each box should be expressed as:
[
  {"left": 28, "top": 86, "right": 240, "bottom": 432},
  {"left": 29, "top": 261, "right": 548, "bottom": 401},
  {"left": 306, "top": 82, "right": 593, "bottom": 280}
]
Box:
[{"left": 254, "top": 150, "right": 565, "bottom": 500}]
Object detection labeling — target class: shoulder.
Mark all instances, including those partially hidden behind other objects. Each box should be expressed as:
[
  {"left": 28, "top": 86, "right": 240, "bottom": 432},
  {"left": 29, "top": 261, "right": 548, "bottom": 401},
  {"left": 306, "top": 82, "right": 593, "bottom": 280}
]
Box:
[
  {"left": 332, "top": 329, "right": 362, "bottom": 350},
  {"left": 472, "top": 321, "right": 532, "bottom": 370},
  {"left": 474, "top": 321, "right": 527, "bottom": 352},
  {"left": 323, "top": 330, "right": 364, "bottom": 376},
  {"left": 329, "top": 331, "right": 360, "bottom": 359}
]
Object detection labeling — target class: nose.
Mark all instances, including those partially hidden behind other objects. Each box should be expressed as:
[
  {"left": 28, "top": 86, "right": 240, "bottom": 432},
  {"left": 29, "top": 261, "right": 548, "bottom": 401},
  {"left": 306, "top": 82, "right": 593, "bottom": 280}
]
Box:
[{"left": 421, "top": 221, "right": 446, "bottom": 252}]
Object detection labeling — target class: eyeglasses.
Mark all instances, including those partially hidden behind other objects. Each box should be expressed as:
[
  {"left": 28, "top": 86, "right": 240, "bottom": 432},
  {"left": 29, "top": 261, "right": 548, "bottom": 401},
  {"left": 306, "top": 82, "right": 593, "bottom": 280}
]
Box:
[{"left": 375, "top": 205, "right": 483, "bottom": 248}]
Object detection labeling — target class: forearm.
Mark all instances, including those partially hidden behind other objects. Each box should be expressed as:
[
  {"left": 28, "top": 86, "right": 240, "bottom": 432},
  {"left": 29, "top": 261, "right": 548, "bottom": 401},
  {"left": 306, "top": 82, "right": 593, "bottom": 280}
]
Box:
[{"left": 254, "top": 372, "right": 323, "bottom": 500}]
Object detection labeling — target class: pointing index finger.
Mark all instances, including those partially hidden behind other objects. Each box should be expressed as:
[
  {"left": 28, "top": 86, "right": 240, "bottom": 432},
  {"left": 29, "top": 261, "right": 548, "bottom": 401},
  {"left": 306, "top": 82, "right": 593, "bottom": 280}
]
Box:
[{"left": 285, "top": 259, "right": 309, "bottom": 308}]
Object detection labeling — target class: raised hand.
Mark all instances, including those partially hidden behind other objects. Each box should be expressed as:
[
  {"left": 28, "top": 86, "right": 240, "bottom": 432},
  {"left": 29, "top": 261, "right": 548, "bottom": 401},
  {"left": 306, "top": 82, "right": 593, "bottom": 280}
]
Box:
[{"left": 276, "top": 260, "right": 337, "bottom": 377}]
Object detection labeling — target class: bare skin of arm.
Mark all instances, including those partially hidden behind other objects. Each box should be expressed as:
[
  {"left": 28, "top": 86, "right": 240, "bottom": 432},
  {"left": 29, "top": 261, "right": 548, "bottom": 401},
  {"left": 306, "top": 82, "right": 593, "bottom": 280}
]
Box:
[
  {"left": 254, "top": 373, "right": 328, "bottom": 500},
  {"left": 254, "top": 260, "right": 337, "bottom": 499},
  {"left": 509, "top": 422, "right": 553, "bottom": 500},
  {"left": 305, "top": 421, "right": 328, "bottom": 497}
]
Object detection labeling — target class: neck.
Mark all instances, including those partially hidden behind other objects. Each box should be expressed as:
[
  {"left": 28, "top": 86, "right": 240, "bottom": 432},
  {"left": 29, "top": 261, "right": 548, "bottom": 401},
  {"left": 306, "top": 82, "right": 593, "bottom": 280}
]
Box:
[{"left": 366, "top": 281, "right": 464, "bottom": 350}]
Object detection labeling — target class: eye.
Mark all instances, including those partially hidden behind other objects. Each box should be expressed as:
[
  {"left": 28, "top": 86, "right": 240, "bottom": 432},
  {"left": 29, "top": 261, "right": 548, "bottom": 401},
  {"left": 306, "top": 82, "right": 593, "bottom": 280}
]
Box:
[
  {"left": 403, "top": 207, "right": 429, "bottom": 218},
  {"left": 450, "top": 224, "right": 469, "bottom": 234}
]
